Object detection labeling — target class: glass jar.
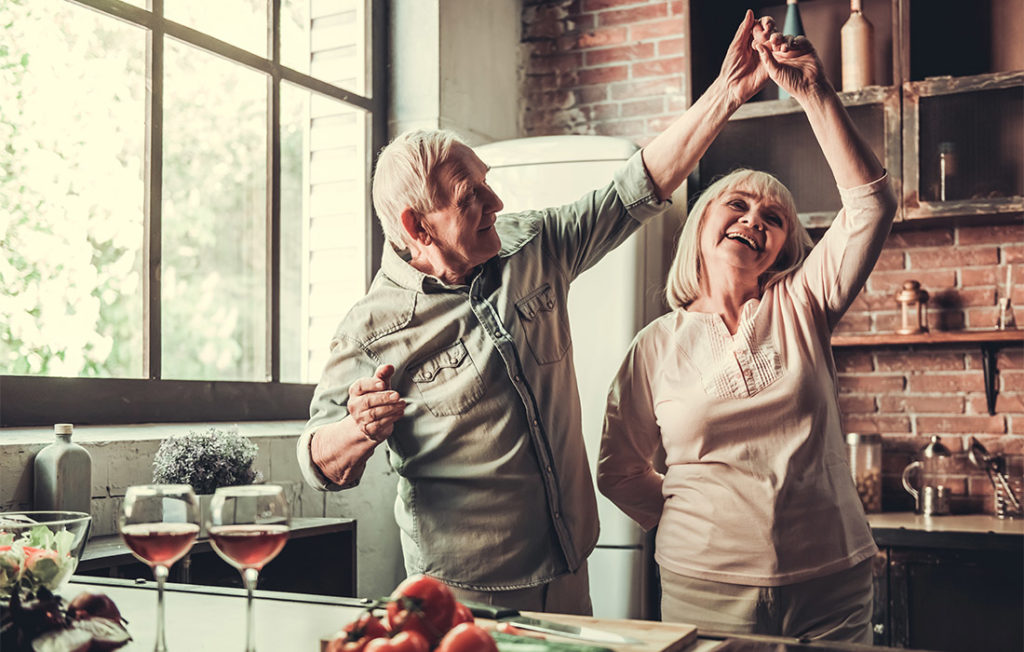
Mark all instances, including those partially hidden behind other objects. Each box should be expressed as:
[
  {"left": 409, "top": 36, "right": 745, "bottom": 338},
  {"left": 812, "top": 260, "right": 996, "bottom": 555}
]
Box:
[{"left": 847, "top": 432, "right": 882, "bottom": 513}]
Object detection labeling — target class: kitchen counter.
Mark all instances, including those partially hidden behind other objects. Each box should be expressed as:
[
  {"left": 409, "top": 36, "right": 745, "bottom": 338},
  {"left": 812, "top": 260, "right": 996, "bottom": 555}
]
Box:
[
  {"left": 47, "top": 577, "right": 931, "bottom": 652},
  {"left": 865, "top": 512, "right": 1023, "bottom": 651},
  {"left": 867, "top": 512, "right": 1024, "bottom": 551}
]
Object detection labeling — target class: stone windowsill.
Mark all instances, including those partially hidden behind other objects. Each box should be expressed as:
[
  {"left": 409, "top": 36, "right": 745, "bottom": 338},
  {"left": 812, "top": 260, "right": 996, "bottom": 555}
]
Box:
[{"left": 0, "top": 421, "right": 307, "bottom": 446}]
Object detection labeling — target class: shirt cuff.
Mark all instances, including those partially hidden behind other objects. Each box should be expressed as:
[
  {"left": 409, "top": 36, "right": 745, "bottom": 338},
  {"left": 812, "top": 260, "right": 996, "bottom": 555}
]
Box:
[
  {"left": 613, "top": 149, "right": 673, "bottom": 223},
  {"left": 837, "top": 170, "right": 891, "bottom": 198},
  {"left": 296, "top": 426, "right": 345, "bottom": 491}
]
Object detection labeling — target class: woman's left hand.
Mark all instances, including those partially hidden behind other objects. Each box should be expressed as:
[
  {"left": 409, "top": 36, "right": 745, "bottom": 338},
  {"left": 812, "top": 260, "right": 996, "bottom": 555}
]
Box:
[{"left": 753, "top": 29, "right": 831, "bottom": 102}]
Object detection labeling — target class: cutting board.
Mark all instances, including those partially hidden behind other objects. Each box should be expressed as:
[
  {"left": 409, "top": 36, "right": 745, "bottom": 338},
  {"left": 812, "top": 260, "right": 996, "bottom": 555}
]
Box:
[
  {"left": 509, "top": 612, "right": 698, "bottom": 652},
  {"left": 320, "top": 614, "right": 697, "bottom": 652}
]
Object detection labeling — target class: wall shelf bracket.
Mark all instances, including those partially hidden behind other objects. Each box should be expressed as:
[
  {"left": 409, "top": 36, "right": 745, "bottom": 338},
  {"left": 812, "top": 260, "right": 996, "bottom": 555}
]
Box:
[{"left": 982, "top": 343, "right": 999, "bottom": 416}]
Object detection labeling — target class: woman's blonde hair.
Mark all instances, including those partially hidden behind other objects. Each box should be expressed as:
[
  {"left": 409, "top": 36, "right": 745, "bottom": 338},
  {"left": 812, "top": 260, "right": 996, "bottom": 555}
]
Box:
[
  {"left": 665, "top": 169, "right": 812, "bottom": 310},
  {"left": 371, "top": 129, "right": 465, "bottom": 251}
]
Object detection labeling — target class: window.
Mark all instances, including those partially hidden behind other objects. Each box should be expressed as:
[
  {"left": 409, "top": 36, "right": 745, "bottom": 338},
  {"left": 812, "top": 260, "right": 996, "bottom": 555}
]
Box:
[{"left": 0, "top": 0, "right": 386, "bottom": 426}]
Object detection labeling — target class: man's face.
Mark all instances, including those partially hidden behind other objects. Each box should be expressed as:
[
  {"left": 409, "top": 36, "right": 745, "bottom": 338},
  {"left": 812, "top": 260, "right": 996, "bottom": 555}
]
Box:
[{"left": 418, "top": 143, "right": 504, "bottom": 276}]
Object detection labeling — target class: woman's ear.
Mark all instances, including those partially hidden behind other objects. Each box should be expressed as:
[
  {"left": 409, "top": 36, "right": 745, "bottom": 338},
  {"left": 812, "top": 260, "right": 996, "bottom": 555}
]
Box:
[{"left": 400, "top": 207, "right": 431, "bottom": 245}]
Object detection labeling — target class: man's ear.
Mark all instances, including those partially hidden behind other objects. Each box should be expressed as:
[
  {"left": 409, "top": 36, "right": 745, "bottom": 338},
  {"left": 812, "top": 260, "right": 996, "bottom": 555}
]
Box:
[{"left": 400, "top": 207, "right": 431, "bottom": 245}]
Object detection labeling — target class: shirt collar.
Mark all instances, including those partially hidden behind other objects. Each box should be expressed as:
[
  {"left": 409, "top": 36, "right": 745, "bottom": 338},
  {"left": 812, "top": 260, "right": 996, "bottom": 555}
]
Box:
[{"left": 380, "top": 243, "right": 484, "bottom": 293}]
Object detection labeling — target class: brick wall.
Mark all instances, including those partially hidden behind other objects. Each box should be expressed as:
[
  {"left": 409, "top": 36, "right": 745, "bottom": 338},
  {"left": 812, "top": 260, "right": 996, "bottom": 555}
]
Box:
[
  {"left": 520, "top": 0, "right": 1024, "bottom": 515},
  {"left": 521, "top": 0, "right": 686, "bottom": 144},
  {"left": 836, "top": 225, "right": 1024, "bottom": 514}
]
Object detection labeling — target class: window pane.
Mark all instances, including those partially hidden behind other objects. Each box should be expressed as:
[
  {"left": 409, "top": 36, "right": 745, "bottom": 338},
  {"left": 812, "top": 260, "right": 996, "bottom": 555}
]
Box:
[
  {"left": 165, "top": 0, "right": 267, "bottom": 57},
  {"left": 283, "top": 0, "right": 368, "bottom": 95},
  {"left": 280, "top": 83, "right": 368, "bottom": 383},
  {"left": 0, "top": 2, "right": 145, "bottom": 378},
  {"left": 162, "top": 39, "right": 267, "bottom": 381}
]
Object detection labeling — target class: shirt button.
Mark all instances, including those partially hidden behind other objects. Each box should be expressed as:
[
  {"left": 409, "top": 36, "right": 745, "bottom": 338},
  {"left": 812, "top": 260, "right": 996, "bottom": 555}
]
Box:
[
  {"left": 546, "top": 465, "right": 552, "bottom": 473},
  {"left": 532, "top": 419, "right": 539, "bottom": 426},
  {"left": 513, "top": 375, "right": 521, "bottom": 383},
  {"left": 554, "top": 511, "right": 561, "bottom": 519}
]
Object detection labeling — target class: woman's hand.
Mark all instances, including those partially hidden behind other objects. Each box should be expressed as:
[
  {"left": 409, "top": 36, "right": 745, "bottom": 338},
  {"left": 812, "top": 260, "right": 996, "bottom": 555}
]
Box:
[
  {"left": 753, "top": 29, "right": 832, "bottom": 103},
  {"left": 717, "top": 10, "right": 774, "bottom": 108}
]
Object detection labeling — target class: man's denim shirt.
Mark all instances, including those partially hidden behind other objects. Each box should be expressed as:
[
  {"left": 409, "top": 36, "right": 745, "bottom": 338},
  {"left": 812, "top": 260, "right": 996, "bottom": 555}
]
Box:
[{"left": 297, "top": 150, "right": 671, "bottom": 591}]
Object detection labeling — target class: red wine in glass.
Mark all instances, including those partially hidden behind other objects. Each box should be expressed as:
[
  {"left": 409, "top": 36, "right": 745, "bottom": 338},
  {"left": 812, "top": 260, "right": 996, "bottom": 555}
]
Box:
[
  {"left": 208, "top": 484, "right": 290, "bottom": 652},
  {"left": 122, "top": 522, "right": 200, "bottom": 566},
  {"left": 120, "top": 484, "right": 199, "bottom": 652},
  {"left": 208, "top": 524, "right": 288, "bottom": 570}
]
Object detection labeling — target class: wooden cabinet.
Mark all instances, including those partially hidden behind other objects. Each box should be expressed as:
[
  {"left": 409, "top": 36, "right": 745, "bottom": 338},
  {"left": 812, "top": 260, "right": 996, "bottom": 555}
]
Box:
[
  {"left": 686, "top": 0, "right": 1024, "bottom": 228},
  {"left": 871, "top": 533, "right": 1023, "bottom": 651},
  {"left": 902, "top": 71, "right": 1024, "bottom": 220},
  {"left": 76, "top": 517, "right": 357, "bottom": 598}
]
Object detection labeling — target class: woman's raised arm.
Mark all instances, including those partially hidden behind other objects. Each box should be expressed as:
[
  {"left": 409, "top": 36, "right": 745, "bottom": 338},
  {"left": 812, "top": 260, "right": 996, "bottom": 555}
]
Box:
[{"left": 754, "top": 33, "right": 884, "bottom": 189}]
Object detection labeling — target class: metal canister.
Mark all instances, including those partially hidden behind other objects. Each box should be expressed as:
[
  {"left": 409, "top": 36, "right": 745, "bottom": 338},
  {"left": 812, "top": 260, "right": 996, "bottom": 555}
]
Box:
[{"left": 847, "top": 432, "right": 883, "bottom": 513}]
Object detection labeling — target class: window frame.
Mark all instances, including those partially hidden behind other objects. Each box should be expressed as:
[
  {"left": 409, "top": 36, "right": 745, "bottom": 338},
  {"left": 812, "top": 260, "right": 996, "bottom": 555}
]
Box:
[{"left": 0, "top": 0, "right": 388, "bottom": 427}]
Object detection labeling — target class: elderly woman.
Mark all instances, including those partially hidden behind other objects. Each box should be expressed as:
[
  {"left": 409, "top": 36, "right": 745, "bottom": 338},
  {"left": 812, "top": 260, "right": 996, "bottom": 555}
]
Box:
[{"left": 597, "top": 26, "right": 898, "bottom": 643}]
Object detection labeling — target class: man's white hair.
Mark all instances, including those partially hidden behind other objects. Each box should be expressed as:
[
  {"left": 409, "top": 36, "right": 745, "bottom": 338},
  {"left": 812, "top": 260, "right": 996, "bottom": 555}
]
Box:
[{"left": 371, "top": 129, "right": 465, "bottom": 251}]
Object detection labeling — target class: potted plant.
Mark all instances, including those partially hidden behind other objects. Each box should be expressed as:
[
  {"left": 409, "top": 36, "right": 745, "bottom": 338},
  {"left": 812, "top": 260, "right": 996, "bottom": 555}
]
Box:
[{"left": 152, "top": 426, "right": 263, "bottom": 533}]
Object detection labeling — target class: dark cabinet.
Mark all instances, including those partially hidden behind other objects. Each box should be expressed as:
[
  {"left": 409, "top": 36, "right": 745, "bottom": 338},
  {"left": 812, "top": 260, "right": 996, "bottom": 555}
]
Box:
[
  {"left": 77, "top": 517, "right": 357, "bottom": 598},
  {"left": 871, "top": 524, "right": 1023, "bottom": 651}
]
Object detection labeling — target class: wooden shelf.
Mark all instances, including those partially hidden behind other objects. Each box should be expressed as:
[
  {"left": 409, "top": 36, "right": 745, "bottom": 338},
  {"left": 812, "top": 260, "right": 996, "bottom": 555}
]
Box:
[
  {"left": 831, "top": 329, "right": 1023, "bottom": 347},
  {"left": 831, "top": 329, "right": 1022, "bottom": 416}
]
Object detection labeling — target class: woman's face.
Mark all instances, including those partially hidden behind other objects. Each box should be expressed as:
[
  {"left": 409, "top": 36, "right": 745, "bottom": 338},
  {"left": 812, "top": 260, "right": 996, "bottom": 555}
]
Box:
[{"left": 699, "top": 186, "right": 790, "bottom": 281}]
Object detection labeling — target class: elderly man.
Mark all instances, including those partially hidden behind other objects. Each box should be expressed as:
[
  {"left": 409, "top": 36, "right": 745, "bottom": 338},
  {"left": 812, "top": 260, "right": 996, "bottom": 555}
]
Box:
[{"left": 297, "top": 11, "right": 774, "bottom": 614}]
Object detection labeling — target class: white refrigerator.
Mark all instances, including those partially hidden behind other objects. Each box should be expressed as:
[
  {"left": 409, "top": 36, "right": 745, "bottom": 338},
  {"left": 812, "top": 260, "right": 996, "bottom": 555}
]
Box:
[{"left": 475, "top": 135, "right": 679, "bottom": 619}]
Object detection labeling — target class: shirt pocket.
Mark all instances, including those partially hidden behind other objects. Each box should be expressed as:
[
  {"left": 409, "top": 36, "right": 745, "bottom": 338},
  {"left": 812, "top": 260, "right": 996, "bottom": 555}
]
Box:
[
  {"left": 409, "top": 339, "right": 485, "bottom": 417},
  {"left": 515, "top": 283, "right": 570, "bottom": 365}
]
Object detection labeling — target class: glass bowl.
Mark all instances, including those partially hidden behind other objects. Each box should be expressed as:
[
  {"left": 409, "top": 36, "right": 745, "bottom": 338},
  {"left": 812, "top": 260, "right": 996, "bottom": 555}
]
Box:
[{"left": 0, "top": 511, "right": 91, "bottom": 600}]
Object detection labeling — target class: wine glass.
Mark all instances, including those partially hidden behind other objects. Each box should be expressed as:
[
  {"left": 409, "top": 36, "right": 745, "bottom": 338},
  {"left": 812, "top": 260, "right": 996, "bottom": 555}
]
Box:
[
  {"left": 207, "top": 484, "right": 290, "bottom": 652},
  {"left": 120, "top": 484, "right": 200, "bottom": 652}
]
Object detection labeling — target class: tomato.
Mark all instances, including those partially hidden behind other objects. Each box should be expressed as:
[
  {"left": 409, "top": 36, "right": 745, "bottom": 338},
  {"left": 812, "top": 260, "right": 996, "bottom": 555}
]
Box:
[
  {"left": 325, "top": 635, "right": 373, "bottom": 652},
  {"left": 363, "top": 631, "right": 430, "bottom": 652},
  {"left": 436, "top": 623, "right": 498, "bottom": 652},
  {"left": 326, "top": 612, "right": 389, "bottom": 652},
  {"left": 344, "top": 612, "right": 390, "bottom": 640},
  {"left": 385, "top": 574, "right": 455, "bottom": 645},
  {"left": 450, "top": 601, "right": 474, "bottom": 627}
]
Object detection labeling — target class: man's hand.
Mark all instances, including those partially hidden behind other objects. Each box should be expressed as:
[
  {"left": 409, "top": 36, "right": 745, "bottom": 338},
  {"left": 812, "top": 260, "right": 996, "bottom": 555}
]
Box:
[{"left": 348, "top": 364, "right": 406, "bottom": 442}]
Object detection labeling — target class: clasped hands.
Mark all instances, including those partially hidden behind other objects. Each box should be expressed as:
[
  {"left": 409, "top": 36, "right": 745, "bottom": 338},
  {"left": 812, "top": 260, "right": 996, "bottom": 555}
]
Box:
[{"left": 721, "top": 9, "right": 830, "bottom": 107}]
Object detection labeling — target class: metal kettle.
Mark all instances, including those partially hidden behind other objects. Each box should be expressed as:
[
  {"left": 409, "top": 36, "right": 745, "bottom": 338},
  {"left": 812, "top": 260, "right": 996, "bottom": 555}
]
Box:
[{"left": 902, "top": 435, "right": 952, "bottom": 515}]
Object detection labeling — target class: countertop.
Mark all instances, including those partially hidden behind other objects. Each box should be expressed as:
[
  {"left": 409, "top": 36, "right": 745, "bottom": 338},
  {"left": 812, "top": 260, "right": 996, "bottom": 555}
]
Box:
[
  {"left": 49, "top": 577, "right": 930, "bottom": 652},
  {"left": 867, "top": 511, "right": 1024, "bottom": 551}
]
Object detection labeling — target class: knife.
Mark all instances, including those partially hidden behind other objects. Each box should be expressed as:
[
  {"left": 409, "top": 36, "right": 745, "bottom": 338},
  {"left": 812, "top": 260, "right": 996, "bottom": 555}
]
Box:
[{"left": 466, "top": 602, "right": 644, "bottom": 646}]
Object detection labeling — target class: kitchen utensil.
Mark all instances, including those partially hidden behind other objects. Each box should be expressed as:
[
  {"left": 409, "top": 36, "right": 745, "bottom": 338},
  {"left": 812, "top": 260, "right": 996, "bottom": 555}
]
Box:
[
  {"left": 901, "top": 435, "right": 952, "bottom": 515},
  {"left": 968, "top": 437, "right": 1022, "bottom": 513},
  {"left": 921, "top": 486, "right": 950, "bottom": 516},
  {"left": 467, "top": 603, "right": 643, "bottom": 646},
  {"left": 492, "top": 631, "right": 615, "bottom": 652}
]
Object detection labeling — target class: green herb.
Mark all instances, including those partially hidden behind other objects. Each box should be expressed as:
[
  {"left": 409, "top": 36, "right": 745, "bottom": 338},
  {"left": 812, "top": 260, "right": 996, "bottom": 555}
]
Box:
[{"left": 152, "top": 426, "right": 262, "bottom": 494}]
